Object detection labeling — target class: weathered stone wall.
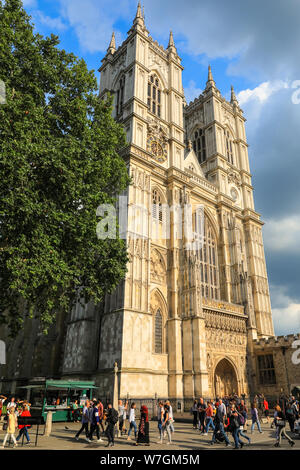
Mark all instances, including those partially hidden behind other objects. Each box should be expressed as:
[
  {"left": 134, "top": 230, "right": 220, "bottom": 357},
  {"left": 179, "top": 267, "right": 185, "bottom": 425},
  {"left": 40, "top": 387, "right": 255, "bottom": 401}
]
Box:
[{"left": 253, "top": 333, "right": 300, "bottom": 398}]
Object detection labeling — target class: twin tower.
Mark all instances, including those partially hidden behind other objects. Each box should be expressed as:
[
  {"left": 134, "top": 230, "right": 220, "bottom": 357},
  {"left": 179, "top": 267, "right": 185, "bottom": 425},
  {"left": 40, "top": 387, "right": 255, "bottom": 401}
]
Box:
[{"left": 61, "top": 4, "right": 275, "bottom": 403}]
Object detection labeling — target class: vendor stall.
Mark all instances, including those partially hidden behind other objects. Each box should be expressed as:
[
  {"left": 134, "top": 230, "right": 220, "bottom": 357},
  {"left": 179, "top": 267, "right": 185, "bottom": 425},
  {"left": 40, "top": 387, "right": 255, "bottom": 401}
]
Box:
[{"left": 19, "top": 380, "right": 98, "bottom": 423}]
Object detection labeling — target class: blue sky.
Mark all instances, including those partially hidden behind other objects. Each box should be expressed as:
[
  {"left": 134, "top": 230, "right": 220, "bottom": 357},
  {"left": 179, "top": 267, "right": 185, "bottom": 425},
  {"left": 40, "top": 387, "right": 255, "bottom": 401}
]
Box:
[{"left": 22, "top": 0, "right": 300, "bottom": 336}]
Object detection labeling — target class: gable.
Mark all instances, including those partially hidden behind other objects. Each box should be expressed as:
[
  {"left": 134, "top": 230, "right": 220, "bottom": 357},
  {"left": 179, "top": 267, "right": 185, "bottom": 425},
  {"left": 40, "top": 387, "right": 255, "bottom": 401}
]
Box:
[{"left": 184, "top": 148, "right": 205, "bottom": 178}]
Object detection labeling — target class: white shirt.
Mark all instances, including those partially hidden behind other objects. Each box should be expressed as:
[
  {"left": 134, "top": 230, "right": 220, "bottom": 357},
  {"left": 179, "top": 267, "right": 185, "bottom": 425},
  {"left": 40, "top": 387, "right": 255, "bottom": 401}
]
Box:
[
  {"left": 7, "top": 402, "right": 16, "bottom": 409},
  {"left": 168, "top": 405, "right": 173, "bottom": 420},
  {"left": 129, "top": 408, "right": 135, "bottom": 423}
]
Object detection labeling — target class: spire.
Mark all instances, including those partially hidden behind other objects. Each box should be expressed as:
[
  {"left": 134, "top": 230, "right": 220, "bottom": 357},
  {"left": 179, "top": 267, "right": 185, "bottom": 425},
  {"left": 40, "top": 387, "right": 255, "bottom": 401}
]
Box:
[
  {"left": 135, "top": 1, "right": 143, "bottom": 20},
  {"left": 167, "top": 30, "right": 177, "bottom": 55},
  {"left": 107, "top": 32, "right": 116, "bottom": 55},
  {"left": 231, "top": 84, "right": 239, "bottom": 106},
  {"left": 206, "top": 65, "right": 216, "bottom": 90},
  {"left": 131, "top": 1, "right": 145, "bottom": 30},
  {"left": 168, "top": 30, "right": 175, "bottom": 48}
]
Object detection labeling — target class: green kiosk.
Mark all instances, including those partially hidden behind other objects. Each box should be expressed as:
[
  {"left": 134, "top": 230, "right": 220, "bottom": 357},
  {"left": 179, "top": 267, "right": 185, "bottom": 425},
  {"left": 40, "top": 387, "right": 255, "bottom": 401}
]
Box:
[{"left": 19, "top": 380, "right": 98, "bottom": 423}]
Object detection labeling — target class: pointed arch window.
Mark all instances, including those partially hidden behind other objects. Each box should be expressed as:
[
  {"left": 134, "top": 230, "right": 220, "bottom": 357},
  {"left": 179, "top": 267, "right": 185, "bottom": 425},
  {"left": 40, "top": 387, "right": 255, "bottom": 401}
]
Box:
[
  {"left": 193, "top": 215, "right": 220, "bottom": 300},
  {"left": 116, "top": 75, "right": 125, "bottom": 116},
  {"left": 193, "top": 128, "right": 206, "bottom": 163},
  {"left": 154, "top": 309, "right": 163, "bottom": 353},
  {"left": 148, "top": 74, "right": 161, "bottom": 118},
  {"left": 224, "top": 129, "right": 234, "bottom": 164},
  {"left": 152, "top": 189, "right": 163, "bottom": 222}
]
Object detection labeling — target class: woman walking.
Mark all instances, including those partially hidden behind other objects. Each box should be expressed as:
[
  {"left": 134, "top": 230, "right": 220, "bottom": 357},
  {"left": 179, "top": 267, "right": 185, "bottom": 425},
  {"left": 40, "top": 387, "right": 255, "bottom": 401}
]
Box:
[
  {"left": 2, "top": 406, "right": 18, "bottom": 448},
  {"left": 136, "top": 405, "right": 150, "bottom": 446},
  {"left": 127, "top": 403, "right": 138, "bottom": 441},
  {"left": 274, "top": 405, "right": 295, "bottom": 448},
  {"left": 203, "top": 401, "right": 215, "bottom": 435},
  {"left": 161, "top": 404, "right": 172, "bottom": 445},
  {"left": 16, "top": 404, "right": 31, "bottom": 445},
  {"left": 250, "top": 403, "right": 263, "bottom": 434},
  {"left": 229, "top": 404, "right": 244, "bottom": 449},
  {"left": 191, "top": 400, "right": 198, "bottom": 429}
]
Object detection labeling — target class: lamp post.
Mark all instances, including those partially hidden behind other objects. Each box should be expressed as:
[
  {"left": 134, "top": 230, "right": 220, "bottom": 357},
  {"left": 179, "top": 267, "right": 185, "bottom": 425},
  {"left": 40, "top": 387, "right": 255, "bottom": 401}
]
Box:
[{"left": 113, "top": 362, "right": 120, "bottom": 437}]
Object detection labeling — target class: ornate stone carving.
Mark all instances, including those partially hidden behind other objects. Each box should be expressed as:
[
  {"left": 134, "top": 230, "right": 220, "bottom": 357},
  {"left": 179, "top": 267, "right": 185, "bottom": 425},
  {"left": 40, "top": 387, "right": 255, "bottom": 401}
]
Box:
[
  {"left": 150, "top": 248, "right": 167, "bottom": 284},
  {"left": 204, "top": 310, "right": 247, "bottom": 333},
  {"left": 148, "top": 50, "right": 168, "bottom": 85},
  {"left": 228, "top": 171, "right": 242, "bottom": 187}
]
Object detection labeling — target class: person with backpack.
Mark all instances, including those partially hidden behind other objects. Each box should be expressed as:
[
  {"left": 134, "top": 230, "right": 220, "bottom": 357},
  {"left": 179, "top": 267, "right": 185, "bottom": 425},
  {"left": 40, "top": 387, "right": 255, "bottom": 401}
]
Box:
[
  {"left": 285, "top": 402, "right": 297, "bottom": 433},
  {"left": 236, "top": 407, "right": 251, "bottom": 445},
  {"left": 274, "top": 405, "right": 295, "bottom": 448},
  {"left": 105, "top": 404, "right": 118, "bottom": 448},
  {"left": 237, "top": 400, "right": 248, "bottom": 432},
  {"left": 228, "top": 404, "right": 244, "bottom": 449},
  {"left": 211, "top": 399, "right": 231, "bottom": 447}
]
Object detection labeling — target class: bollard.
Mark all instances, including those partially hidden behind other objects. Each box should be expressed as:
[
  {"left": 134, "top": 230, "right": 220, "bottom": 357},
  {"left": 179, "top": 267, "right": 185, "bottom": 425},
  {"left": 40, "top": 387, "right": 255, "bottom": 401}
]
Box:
[{"left": 44, "top": 411, "right": 53, "bottom": 437}]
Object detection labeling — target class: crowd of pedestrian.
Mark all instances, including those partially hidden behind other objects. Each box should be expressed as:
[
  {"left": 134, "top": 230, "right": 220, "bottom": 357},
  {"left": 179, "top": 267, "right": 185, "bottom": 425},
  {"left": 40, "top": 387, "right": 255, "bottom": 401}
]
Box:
[
  {"left": 74, "top": 398, "right": 175, "bottom": 447},
  {"left": 190, "top": 393, "right": 299, "bottom": 448},
  {"left": 0, "top": 395, "right": 32, "bottom": 448},
  {"left": 0, "top": 392, "right": 299, "bottom": 449}
]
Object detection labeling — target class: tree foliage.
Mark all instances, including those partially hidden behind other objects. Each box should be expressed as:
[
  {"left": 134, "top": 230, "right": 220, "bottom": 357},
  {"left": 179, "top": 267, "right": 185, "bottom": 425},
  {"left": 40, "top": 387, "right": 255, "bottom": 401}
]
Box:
[{"left": 0, "top": 0, "right": 130, "bottom": 335}]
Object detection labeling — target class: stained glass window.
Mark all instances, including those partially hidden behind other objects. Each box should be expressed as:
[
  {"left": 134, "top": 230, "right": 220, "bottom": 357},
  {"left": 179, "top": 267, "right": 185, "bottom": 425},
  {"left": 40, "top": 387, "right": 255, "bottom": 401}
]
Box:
[
  {"left": 193, "top": 128, "right": 207, "bottom": 163},
  {"left": 148, "top": 74, "right": 161, "bottom": 118}
]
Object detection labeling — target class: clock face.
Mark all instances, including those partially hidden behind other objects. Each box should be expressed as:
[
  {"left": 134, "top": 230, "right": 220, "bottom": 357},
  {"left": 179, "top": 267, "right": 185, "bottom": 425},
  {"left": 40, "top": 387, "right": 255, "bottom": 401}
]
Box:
[{"left": 147, "top": 136, "right": 167, "bottom": 163}]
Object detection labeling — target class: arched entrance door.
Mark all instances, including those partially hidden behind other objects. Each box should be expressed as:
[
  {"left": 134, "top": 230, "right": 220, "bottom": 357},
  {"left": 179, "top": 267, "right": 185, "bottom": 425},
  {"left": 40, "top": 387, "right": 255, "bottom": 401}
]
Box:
[{"left": 214, "top": 358, "right": 238, "bottom": 397}]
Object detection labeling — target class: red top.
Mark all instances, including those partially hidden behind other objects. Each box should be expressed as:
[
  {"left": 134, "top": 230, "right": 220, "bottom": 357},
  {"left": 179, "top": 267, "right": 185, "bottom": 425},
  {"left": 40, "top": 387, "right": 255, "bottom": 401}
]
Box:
[
  {"left": 18, "top": 410, "right": 31, "bottom": 429},
  {"left": 206, "top": 405, "right": 214, "bottom": 417},
  {"left": 141, "top": 405, "right": 149, "bottom": 422},
  {"left": 264, "top": 400, "right": 269, "bottom": 410}
]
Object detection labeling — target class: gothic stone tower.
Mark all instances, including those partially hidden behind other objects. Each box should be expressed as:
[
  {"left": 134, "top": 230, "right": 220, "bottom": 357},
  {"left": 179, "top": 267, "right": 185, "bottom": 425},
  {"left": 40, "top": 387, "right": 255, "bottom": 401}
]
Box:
[{"left": 61, "top": 4, "right": 275, "bottom": 402}]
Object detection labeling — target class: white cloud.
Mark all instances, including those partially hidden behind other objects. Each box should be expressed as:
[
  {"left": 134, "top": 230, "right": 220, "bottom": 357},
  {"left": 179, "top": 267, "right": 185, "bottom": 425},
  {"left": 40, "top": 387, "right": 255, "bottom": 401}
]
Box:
[
  {"left": 142, "top": 0, "right": 300, "bottom": 81},
  {"left": 58, "top": 0, "right": 131, "bottom": 53},
  {"left": 34, "top": 11, "right": 68, "bottom": 31},
  {"left": 23, "top": 0, "right": 37, "bottom": 7},
  {"left": 237, "top": 80, "right": 289, "bottom": 106},
  {"left": 184, "top": 80, "right": 202, "bottom": 104},
  {"left": 273, "top": 304, "right": 300, "bottom": 336},
  {"left": 263, "top": 215, "right": 300, "bottom": 254},
  {"left": 270, "top": 285, "right": 300, "bottom": 336}
]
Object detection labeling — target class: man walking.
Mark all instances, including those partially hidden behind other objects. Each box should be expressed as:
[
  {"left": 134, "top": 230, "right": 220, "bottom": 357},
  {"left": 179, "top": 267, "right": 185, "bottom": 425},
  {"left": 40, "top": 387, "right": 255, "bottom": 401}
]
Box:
[
  {"left": 105, "top": 404, "right": 119, "bottom": 448},
  {"left": 118, "top": 399, "right": 128, "bottom": 436},
  {"left": 88, "top": 400, "right": 103, "bottom": 443},
  {"left": 211, "top": 399, "right": 231, "bottom": 447},
  {"left": 75, "top": 400, "right": 90, "bottom": 442},
  {"left": 197, "top": 398, "right": 206, "bottom": 434}
]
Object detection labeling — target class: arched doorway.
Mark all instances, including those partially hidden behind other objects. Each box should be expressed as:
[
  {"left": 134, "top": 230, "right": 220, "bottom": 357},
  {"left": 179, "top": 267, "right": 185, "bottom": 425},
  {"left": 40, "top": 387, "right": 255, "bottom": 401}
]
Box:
[{"left": 214, "top": 358, "right": 238, "bottom": 397}]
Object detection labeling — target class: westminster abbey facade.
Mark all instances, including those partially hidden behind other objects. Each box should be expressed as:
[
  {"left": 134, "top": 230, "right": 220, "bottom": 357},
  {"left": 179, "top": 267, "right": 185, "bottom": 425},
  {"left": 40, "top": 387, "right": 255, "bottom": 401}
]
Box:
[{"left": 1, "top": 4, "right": 299, "bottom": 405}]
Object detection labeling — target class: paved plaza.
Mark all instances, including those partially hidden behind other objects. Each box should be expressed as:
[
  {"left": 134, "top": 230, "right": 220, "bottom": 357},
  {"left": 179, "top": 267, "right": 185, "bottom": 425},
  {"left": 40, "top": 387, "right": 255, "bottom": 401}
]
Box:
[{"left": 1, "top": 419, "right": 299, "bottom": 451}]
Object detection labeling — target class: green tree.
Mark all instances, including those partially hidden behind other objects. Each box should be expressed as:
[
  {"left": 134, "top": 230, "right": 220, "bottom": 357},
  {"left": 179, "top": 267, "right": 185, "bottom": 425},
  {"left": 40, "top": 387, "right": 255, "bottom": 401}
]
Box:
[{"left": 0, "top": 0, "right": 130, "bottom": 336}]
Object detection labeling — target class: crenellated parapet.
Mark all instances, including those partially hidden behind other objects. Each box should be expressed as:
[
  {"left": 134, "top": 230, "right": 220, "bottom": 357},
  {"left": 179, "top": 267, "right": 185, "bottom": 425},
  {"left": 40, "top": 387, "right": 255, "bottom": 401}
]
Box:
[{"left": 253, "top": 333, "right": 300, "bottom": 349}]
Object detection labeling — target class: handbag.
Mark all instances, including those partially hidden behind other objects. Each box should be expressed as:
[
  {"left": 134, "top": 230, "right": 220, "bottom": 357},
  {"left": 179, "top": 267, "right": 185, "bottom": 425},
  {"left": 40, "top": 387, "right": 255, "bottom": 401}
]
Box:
[
  {"left": 277, "top": 420, "right": 285, "bottom": 427},
  {"left": 2, "top": 423, "right": 7, "bottom": 431}
]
